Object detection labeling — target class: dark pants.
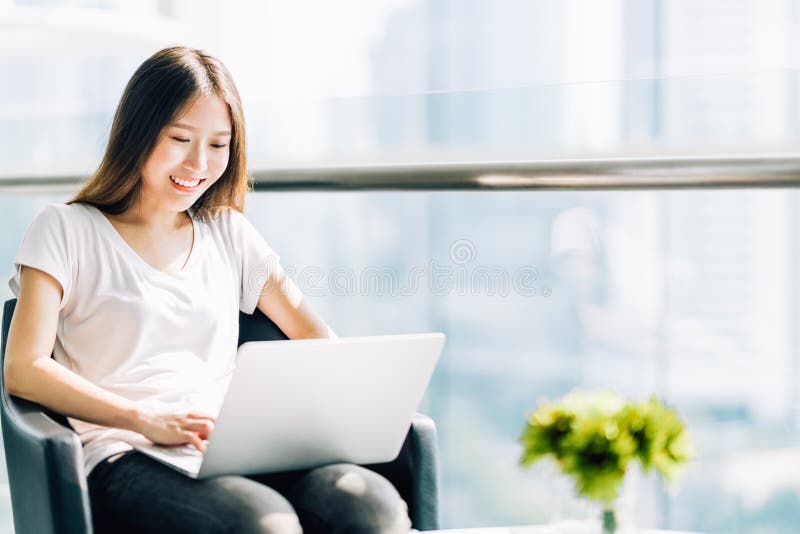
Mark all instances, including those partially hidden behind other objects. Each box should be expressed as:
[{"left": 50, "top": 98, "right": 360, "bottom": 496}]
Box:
[{"left": 88, "top": 451, "right": 412, "bottom": 533}]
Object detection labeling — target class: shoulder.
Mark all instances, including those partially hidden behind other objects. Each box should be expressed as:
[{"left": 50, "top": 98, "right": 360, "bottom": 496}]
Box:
[
  {"left": 35, "top": 201, "right": 78, "bottom": 218},
  {"left": 28, "top": 202, "right": 91, "bottom": 231},
  {"left": 40, "top": 201, "right": 94, "bottom": 218},
  {"left": 196, "top": 206, "right": 278, "bottom": 257},
  {"left": 197, "top": 206, "right": 249, "bottom": 232},
  {"left": 215, "top": 206, "right": 246, "bottom": 224}
]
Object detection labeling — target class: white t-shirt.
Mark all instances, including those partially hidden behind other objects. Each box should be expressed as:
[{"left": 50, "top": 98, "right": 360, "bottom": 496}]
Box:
[{"left": 7, "top": 202, "right": 282, "bottom": 476}]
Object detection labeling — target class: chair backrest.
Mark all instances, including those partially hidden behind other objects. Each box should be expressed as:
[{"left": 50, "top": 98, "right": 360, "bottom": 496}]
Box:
[{"left": 238, "top": 307, "right": 289, "bottom": 345}]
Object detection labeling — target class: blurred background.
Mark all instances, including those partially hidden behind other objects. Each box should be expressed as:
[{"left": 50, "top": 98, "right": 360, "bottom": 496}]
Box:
[{"left": 3, "top": 0, "right": 800, "bottom": 532}]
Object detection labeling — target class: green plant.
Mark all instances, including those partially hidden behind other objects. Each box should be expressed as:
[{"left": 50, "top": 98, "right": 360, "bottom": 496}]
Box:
[{"left": 519, "top": 390, "right": 693, "bottom": 505}]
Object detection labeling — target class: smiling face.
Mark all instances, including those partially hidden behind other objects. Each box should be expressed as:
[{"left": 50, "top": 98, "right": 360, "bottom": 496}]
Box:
[{"left": 139, "top": 93, "right": 232, "bottom": 213}]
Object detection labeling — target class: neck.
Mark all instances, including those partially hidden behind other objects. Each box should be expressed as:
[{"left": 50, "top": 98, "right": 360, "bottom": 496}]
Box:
[{"left": 116, "top": 196, "right": 190, "bottom": 231}]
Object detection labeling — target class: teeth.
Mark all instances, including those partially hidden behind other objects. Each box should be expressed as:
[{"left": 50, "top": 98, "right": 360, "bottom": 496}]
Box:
[{"left": 170, "top": 176, "right": 201, "bottom": 188}]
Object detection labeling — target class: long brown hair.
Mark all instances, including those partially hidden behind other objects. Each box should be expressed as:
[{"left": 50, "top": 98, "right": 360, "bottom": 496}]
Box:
[{"left": 68, "top": 46, "right": 250, "bottom": 221}]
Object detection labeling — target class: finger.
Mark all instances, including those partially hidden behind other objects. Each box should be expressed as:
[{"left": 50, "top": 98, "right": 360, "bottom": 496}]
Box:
[
  {"left": 186, "top": 412, "right": 216, "bottom": 422},
  {"left": 185, "top": 420, "right": 214, "bottom": 438},
  {"left": 183, "top": 431, "right": 206, "bottom": 452},
  {"left": 187, "top": 418, "right": 213, "bottom": 434}
]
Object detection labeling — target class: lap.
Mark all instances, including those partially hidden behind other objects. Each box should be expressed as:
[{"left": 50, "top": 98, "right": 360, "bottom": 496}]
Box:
[
  {"left": 88, "top": 452, "right": 298, "bottom": 534},
  {"left": 89, "top": 453, "right": 410, "bottom": 534},
  {"left": 250, "top": 463, "right": 411, "bottom": 533}
]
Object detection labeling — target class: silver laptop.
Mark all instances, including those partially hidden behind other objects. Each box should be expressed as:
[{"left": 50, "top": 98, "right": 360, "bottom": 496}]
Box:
[{"left": 129, "top": 333, "right": 445, "bottom": 478}]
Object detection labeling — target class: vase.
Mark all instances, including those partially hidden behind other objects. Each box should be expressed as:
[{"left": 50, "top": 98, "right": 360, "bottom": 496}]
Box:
[{"left": 601, "top": 504, "right": 617, "bottom": 534}]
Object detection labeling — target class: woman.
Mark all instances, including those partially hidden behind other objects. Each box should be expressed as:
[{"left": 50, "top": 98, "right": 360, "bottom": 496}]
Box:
[{"left": 5, "top": 46, "right": 411, "bottom": 533}]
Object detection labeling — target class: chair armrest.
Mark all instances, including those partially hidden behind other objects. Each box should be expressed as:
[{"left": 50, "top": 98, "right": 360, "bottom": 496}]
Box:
[
  {"left": 407, "top": 412, "right": 440, "bottom": 531},
  {"left": 364, "top": 412, "right": 440, "bottom": 531},
  {"left": 1, "top": 393, "right": 92, "bottom": 534}
]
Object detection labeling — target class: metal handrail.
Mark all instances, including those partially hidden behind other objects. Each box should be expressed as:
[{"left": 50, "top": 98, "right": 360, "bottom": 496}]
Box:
[{"left": 3, "top": 154, "right": 800, "bottom": 193}]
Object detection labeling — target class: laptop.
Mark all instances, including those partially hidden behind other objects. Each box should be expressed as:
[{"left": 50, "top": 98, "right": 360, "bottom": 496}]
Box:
[{"left": 129, "top": 333, "right": 445, "bottom": 479}]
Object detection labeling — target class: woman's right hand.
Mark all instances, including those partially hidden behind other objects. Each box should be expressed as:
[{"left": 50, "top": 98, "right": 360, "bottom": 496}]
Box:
[{"left": 132, "top": 411, "right": 216, "bottom": 452}]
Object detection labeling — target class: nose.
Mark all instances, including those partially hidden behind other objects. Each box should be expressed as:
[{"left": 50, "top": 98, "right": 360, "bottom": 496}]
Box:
[{"left": 182, "top": 143, "right": 208, "bottom": 175}]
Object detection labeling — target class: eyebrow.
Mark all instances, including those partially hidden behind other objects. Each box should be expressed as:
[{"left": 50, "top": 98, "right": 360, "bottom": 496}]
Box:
[{"left": 170, "top": 122, "right": 231, "bottom": 136}]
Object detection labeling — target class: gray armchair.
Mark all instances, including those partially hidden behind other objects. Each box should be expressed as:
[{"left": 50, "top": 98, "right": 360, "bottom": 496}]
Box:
[{"left": 1, "top": 298, "right": 440, "bottom": 533}]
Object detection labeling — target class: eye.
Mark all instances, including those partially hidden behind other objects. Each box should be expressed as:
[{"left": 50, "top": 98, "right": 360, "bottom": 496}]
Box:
[
  {"left": 211, "top": 143, "right": 228, "bottom": 149},
  {"left": 172, "top": 136, "right": 190, "bottom": 143}
]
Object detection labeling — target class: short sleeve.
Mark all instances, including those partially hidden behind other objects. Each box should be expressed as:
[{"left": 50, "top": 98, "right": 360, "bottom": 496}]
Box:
[
  {"left": 8, "top": 204, "right": 75, "bottom": 310},
  {"left": 232, "top": 211, "right": 283, "bottom": 315}
]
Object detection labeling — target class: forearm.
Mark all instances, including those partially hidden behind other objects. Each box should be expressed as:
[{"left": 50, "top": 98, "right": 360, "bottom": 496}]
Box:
[
  {"left": 302, "top": 325, "right": 338, "bottom": 340},
  {"left": 5, "top": 357, "right": 143, "bottom": 432}
]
